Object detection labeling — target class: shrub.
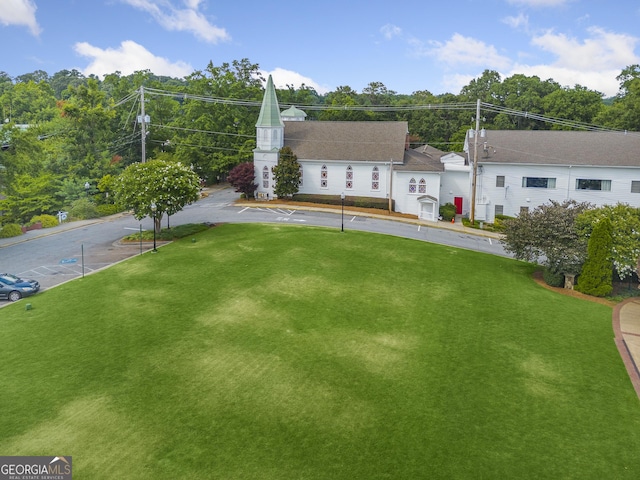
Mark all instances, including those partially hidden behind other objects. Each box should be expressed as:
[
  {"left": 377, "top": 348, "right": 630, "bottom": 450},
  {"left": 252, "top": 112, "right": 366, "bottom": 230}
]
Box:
[
  {"left": 96, "top": 204, "right": 122, "bottom": 217},
  {"left": 29, "top": 214, "right": 59, "bottom": 228},
  {"left": 291, "top": 194, "right": 392, "bottom": 211},
  {"left": 542, "top": 267, "right": 565, "bottom": 287},
  {"left": 0, "top": 223, "right": 24, "bottom": 238},
  {"left": 575, "top": 217, "right": 613, "bottom": 297},
  {"left": 69, "top": 198, "right": 99, "bottom": 220},
  {"left": 439, "top": 203, "right": 456, "bottom": 221}
]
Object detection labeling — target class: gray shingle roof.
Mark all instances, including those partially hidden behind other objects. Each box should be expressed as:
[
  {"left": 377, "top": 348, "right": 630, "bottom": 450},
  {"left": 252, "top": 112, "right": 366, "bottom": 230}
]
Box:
[
  {"left": 474, "top": 130, "right": 640, "bottom": 167},
  {"left": 395, "top": 145, "right": 445, "bottom": 172},
  {"left": 284, "top": 121, "right": 408, "bottom": 163}
]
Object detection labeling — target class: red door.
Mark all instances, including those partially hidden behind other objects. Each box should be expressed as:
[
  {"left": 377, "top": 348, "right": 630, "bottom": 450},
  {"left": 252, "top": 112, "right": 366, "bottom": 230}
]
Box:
[{"left": 454, "top": 197, "right": 463, "bottom": 214}]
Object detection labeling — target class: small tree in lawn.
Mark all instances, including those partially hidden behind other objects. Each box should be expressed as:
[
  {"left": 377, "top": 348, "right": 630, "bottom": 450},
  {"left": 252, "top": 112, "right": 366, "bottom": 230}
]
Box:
[
  {"left": 576, "top": 217, "right": 613, "bottom": 297},
  {"left": 502, "top": 199, "right": 592, "bottom": 285},
  {"left": 113, "top": 159, "right": 200, "bottom": 234},
  {"left": 227, "top": 161, "right": 257, "bottom": 198},
  {"left": 273, "top": 146, "right": 301, "bottom": 198}
]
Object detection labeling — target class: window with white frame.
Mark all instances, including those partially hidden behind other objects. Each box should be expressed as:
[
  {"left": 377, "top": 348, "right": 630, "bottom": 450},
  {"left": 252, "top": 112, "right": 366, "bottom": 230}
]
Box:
[
  {"left": 409, "top": 178, "right": 417, "bottom": 193},
  {"left": 575, "top": 179, "right": 611, "bottom": 191},
  {"left": 495, "top": 204, "right": 504, "bottom": 216},
  {"left": 346, "top": 165, "right": 353, "bottom": 189},
  {"left": 418, "top": 178, "right": 426, "bottom": 194},
  {"left": 632, "top": 181, "right": 640, "bottom": 193},
  {"left": 371, "top": 166, "right": 380, "bottom": 190},
  {"left": 520, "top": 206, "right": 529, "bottom": 215},
  {"left": 320, "top": 165, "right": 328, "bottom": 188},
  {"left": 262, "top": 166, "right": 269, "bottom": 189},
  {"left": 522, "top": 177, "right": 556, "bottom": 188},
  {"left": 496, "top": 175, "right": 505, "bottom": 187}
]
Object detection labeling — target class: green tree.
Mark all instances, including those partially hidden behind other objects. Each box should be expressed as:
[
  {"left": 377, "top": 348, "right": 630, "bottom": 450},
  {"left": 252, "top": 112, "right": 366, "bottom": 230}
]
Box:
[
  {"left": 112, "top": 159, "right": 200, "bottom": 233},
  {"left": 502, "top": 200, "right": 592, "bottom": 281},
  {"left": 0, "top": 173, "right": 58, "bottom": 223},
  {"left": 173, "top": 59, "right": 262, "bottom": 182},
  {"left": 57, "top": 78, "right": 117, "bottom": 180},
  {"left": 273, "top": 147, "right": 300, "bottom": 198},
  {"left": 541, "top": 85, "right": 604, "bottom": 128},
  {"left": 576, "top": 217, "right": 613, "bottom": 296},
  {"left": 227, "top": 161, "right": 257, "bottom": 198}
]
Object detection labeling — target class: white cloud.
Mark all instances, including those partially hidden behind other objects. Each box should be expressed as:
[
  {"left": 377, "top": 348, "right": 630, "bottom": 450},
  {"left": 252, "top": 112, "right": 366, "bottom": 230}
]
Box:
[
  {"left": 0, "top": 0, "right": 41, "bottom": 36},
  {"left": 442, "top": 73, "right": 477, "bottom": 94},
  {"left": 532, "top": 27, "right": 639, "bottom": 70},
  {"left": 380, "top": 24, "right": 402, "bottom": 40},
  {"left": 503, "top": 13, "right": 529, "bottom": 30},
  {"left": 74, "top": 40, "right": 193, "bottom": 78},
  {"left": 512, "top": 26, "right": 640, "bottom": 95},
  {"left": 261, "top": 67, "right": 330, "bottom": 95},
  {"left": 121, "top": 0, "right": 230, "bottom": 43},
  {"left": 416, "top": 33, "right": 512, "bottom": 70},
  {"left": 509, "top": 63, "right": 620, "bottom": 96}
]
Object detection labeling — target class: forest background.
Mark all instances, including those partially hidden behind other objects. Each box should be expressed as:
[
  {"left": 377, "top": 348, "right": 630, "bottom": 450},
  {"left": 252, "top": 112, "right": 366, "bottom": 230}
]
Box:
[{"left": 2, "top": 58, "right": 640, "bottom": 225}]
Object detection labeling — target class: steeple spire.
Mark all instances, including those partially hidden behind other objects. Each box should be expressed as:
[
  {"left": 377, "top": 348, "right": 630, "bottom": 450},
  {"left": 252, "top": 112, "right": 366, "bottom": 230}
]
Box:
[{"left": 256, "top": 75, "right": 284, "bottom": 128}]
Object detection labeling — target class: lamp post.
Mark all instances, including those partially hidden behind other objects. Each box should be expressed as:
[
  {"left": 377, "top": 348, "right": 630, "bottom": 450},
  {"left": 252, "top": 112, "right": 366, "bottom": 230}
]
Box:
[
  {"left": 84, "top": 181, "right": 90, "bottom": 197},
  {"left": 150, "top": 202, "right": 157, "bottom": 253},
  {"left": 341, "top": 192, "right": 345, "bottom": 232}
]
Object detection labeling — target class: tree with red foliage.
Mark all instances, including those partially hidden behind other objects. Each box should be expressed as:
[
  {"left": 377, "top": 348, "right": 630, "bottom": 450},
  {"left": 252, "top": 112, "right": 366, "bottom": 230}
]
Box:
[{"left": 227, "top": 162, "right": 257, "bottom": 199}]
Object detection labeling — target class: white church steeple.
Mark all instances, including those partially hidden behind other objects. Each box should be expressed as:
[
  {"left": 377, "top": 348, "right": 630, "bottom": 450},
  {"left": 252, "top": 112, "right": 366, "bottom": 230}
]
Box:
[{"left": 253, "top": 75, "right": 284, "bottom": 199}]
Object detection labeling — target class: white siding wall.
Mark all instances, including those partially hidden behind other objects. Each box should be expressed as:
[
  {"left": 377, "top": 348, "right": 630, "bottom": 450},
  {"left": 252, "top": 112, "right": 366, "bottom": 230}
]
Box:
[
  {"left": 477, "top": 164, "right": 640, "bottom": 223},
  {"left": 254, "top": 151, "right": 279, "bottom": 199},
  {"left": 439, "top": 166, "right": 470, "bottom": 216},
  {"left": 298, "top": 161, "right": 389, "bottom": 198},
  {"left": 393, "top": 171, "right": 441, "bottom": 217}
]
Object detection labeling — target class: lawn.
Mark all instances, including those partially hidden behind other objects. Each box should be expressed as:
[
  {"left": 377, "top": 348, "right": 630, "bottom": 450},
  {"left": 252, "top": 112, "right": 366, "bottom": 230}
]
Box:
[{"left": 1, "top": 223, "right": 639, "bottom": 479}]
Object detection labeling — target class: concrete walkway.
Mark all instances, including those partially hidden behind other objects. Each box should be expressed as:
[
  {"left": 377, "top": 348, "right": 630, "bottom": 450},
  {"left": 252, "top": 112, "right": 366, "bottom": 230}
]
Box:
[{"left": 613, "top": 298, "right": 640, "bottom": 399}]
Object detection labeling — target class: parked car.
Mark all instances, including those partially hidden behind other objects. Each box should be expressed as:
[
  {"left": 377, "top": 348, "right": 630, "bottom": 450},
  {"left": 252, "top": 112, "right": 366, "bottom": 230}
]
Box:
[{"left": 0, "top": 273, "right": 40, "bottom": 302}]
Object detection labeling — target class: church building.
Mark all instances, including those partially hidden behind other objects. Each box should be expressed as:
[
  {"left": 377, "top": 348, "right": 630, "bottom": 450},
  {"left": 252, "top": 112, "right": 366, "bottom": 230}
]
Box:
[{"left": 252, "top": 75, "right": 467, "bottom": 221}]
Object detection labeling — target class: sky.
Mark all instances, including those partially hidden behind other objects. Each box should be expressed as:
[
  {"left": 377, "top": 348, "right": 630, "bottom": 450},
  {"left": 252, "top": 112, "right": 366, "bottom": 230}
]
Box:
[{"left": 2, "top": 0, "right": 640, "bottom": 98}]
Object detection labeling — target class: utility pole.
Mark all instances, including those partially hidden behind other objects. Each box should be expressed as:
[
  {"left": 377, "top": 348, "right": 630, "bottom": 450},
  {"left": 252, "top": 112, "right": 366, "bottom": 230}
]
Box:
[
  {"left": 388, "top": 159, "right": 394, "bottom": 213},
  {"left": 470, "top": 99, "right": 480, "bottom": 224},
  {"left": 140, "top": 86, "right": 147, "bottom": 163}
]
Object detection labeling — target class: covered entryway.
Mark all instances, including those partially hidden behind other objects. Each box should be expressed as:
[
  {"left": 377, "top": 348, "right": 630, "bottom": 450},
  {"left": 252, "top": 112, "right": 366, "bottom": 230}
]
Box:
[{"left": 417, "top": 195, "right": 438, "bottom": 221}]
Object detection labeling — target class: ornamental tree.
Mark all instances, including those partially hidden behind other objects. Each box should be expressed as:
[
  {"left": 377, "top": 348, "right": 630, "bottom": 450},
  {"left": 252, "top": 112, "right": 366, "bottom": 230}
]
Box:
[
  {"left": 575, "top": 217, "right": 613, "bottom": 297},
  {"left": 113, "top": 159, "right": 200, "bottom": 233},
  {"left": 227, "top": 161, "right": 257, "bottom": 198},
  {"left": 273, "top": 146, "right": 301, "bottom": 198},
  {"left": 502, "top": 199, "right": 592, "bottom": 278},
  {"left": 576, "top": 203, "right": 640, "bottom": 281}
]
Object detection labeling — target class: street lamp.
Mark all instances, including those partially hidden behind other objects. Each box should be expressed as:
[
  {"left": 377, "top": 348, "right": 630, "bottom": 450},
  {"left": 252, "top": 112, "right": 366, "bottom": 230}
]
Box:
[
  {"left": 150, "top": 202, "right": 157, "bottom": 253},
  {"left": 341, "top": 192, "right": 345, "bottom": 232},
  {"left": 84, "top": 181, "right": 90, "bottom": 197}
]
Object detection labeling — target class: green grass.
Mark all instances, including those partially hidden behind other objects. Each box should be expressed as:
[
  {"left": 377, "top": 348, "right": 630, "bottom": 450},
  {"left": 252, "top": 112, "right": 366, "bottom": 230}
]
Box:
[{"left": 1, "top": 223, "right": 639, "bottom": 479}]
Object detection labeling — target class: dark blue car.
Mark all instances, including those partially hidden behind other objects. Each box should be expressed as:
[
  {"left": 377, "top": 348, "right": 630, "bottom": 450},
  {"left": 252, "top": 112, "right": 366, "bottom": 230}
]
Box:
[{"left": 0, "top": 273, "right": 40, "bottom": 302}]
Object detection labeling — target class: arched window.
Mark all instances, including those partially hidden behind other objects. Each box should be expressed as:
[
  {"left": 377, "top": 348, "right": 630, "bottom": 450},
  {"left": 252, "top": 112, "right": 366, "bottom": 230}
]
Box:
[
  {"left": 320, "top": 165, "right": 328, "bottom": 188},
  {"left": 262, "top": 166, "right": 269, "bottom": 189},
  {"left": 418, "top": 178, "right": 426, "bottom": 194},
  {"left": 372, "top": 166, "right": 379, "bottom": 190},
  {"left": 346, "top": 165, "right": 353, "bottom": 189},
  {"left": 409, "top": 178, "right": 417, "bottom": 193}
]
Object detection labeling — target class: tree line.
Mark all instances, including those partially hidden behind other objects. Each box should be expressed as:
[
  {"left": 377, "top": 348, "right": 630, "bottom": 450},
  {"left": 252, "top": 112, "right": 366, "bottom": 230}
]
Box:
[{"left": 2, "top": 59, "right": 640, "bottom": 226}]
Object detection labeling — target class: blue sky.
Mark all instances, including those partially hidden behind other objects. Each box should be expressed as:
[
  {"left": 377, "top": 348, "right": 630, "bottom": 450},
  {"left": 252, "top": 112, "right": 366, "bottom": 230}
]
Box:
[{"left": 2, "top": 0, "right": 640, "bottom": 97}]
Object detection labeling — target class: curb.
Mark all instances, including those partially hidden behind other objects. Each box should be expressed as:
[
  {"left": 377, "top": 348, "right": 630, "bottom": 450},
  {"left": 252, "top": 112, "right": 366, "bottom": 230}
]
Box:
[{"left": 613, "top": 298, "right": 640, "bottom": 400}]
